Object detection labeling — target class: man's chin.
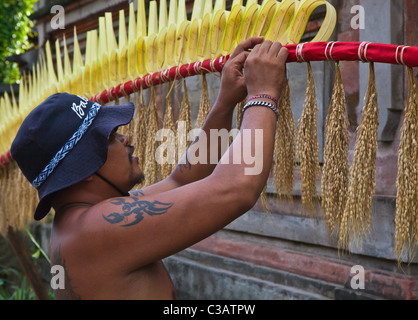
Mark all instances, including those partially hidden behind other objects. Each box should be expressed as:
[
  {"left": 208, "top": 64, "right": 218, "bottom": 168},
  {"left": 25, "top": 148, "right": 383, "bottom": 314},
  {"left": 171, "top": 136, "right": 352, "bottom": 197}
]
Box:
[
  {"left": 136, "top": 173, "right": 145, "bottom": 185},
  {"left": 128, "top": 172, "right": 145, "bottom": 189}
]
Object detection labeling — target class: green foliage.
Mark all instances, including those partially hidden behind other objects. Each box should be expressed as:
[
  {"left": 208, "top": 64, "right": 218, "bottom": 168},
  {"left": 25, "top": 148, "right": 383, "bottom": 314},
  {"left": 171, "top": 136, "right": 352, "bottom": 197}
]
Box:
[
  {"left": 26, "top": 227, "right": 51, "bottom": 264},
  {"left": 0, "top": 266, "right": 37, "bottom": 300},
  {"left": 0, "top": 235, "right": 54, "bottom": 300},
  {"left": 0, "top": 266, "right": 54, "bottom": 300},
  {"left": 0, "top": 0, "right": 37, "bottom": 83}
]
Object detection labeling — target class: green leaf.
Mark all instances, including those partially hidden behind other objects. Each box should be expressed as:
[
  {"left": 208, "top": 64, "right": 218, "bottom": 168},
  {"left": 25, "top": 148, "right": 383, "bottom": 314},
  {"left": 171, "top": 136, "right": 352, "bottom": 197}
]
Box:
[
  {"left": 25, "top": 227, "right": 51, "bottom": 264},
  {"left": 31, "top": 249, "right": 41, "bottom": 259},
  {"left": 0, "top": 0, "right": 37, "bottom": 82}
]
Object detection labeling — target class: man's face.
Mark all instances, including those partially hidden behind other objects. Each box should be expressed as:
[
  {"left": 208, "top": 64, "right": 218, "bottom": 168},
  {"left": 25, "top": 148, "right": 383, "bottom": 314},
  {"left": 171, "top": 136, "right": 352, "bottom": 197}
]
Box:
[{"left": 100, "top": 128, "right": 145, "bottom": 190}]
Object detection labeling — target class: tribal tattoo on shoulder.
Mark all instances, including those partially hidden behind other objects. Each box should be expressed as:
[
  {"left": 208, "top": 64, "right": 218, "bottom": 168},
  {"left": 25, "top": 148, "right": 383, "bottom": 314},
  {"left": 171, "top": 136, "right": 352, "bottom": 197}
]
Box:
[
  {"left": 103, "top": 196, "right": 173, "bottom": 227},
  {"left": 130, "top": 189, "right": 144, "bottom": 197}
]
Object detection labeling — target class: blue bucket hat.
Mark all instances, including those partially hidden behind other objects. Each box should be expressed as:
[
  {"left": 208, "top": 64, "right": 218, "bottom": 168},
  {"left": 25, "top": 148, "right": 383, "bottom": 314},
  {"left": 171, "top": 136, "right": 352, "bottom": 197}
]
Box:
[{"left": 11, "top": 93, "right": 135, "bottom": 221}]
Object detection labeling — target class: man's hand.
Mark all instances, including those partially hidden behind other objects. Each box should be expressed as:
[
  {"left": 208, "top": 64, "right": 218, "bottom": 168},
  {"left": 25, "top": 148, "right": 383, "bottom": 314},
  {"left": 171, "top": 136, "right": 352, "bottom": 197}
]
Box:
[
  {"left": 217, "top": 37, "right": 264, "bottom": 107},
  {"left": 244, "top": 41, "right": 289, "bottom": 102}
]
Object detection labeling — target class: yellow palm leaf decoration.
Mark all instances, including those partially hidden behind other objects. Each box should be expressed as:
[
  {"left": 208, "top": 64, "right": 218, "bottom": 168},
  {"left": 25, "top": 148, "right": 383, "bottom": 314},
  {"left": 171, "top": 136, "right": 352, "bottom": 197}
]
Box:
[
  {"left": 45, "top": 41, "right": 58, "bottom": 95},
  {"left": 118, "top": 9, "right": 128, "bottom": 84},
  {"left": 221, "top": 0, "right": 243, "bottom": 56},
  {"left": 283, "top": 0, "right": 337, "bottom": 45},
  {"left": 157, "top": 0, "right": 168, "bottom": 70},
  {"left": 195, "top": 0, "right": 212, "bottom": 62},
  {"left": 144, "top": 1, "right": 158, "bottom": 75},
  {"left": 127, "top": 2, "right": 137, "bottom": 81},
  {"left": 83, "top": 31, "right": 92, "bottom": 97},
  {"left": 187, "top": 0, "right": 205, "bottom": 62},
  {"left": 174, "top": 0, "right": 190, "bottom": 66},
  {"left": 234, "top": 0, "right": 260, "bottom": 46},
  {"left": 105, "top": 12, "right": 119, "bottom": 89},
  {"left": 251, "top": 0, "right": 278, "bottom": 38},
  {"left": 265, "top": 0, "right": 296, "bottom": 42},
  {"left": 62, "top": 35, "right": 72, "bottom": 93},
  {"left": 208, "top": 0, "right": 227, "bottom": 59},
  {"left": 71, "top": 27, "right": 84, "bottom": 95},
  {"left": 135, "top": 0, "right": 146, "bottom": 78},
  {"left": 165, "top": 0, "right": 178, "bottom": 69},
  {"left": 99, "top": 17, "right": 110, "bottom": 90},
  {"left": 89, "top": 30, "right": 99, "bottom": 96},
  {"left": 55, "top": 39, "right": 65, "bottom": 93}
]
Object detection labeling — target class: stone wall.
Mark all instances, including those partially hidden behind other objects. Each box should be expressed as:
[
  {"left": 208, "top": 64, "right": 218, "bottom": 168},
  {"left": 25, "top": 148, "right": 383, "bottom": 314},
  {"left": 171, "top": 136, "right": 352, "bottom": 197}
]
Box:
[
  {"left": 25, "top": 0, "right": 418, "bottom": 300},
  {"left": 164, "top": 0, "right": 418, "bottom": 300}
]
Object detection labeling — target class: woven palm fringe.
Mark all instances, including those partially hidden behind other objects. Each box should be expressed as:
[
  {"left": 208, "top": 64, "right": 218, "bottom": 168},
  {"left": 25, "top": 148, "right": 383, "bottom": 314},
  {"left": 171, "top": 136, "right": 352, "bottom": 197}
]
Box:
[
  {"left": 118, "top": 121, "right": 129, "bottom": 137},
  {"left": 321, "top": 64, "right": 350, "bottom": 234},
  {"left": 143, "top": 86, "right": 160, "bottom": 187},
  {"left": 177, "top": 79, "right": 193, "bottom": 151},
  {"left": 130, "top": 88, "right": 148, "bottom": 190},
  {"left": 134, "top": 87, "right": 148, "bottom": 170},
  {"left": 196, "top": 74, "right": 211, "bottom": 128},
  {"left": 0, "top": 165, "right": 12, "bottom": 235},
  {"left": 395, "top": 67, "right": 418, "bottom": 263},
  {"left": 117, "top": 90, "right": 135, "bottom": 138},
  {"left": 160, "top": 89, "right": 177, "bottom": 179},
  {"left": 260, "top": 186, "right": 270, "bottom": 215},
  {"left": 274, "top": 77, "right": 295, "bottom": 201},
  {"left": 236, "top": 99, "right": 246, "bottom": 130},
  {"left": 17, "top": 168, "right": 38, "bottom": 230},
  {"left": 122, "top": 95, "right": 135, "bottom": 138},
  {"left": 338, "top": 63, "right": 379, "bottom": 251},
  {"left": 118, "top": 110, "right": 131, "bottom": 137},
  {"left": 0, "top": 164, "right": 37, "bottom": 236},
  {"left": 296, "top": 63, "right": 321, "bottom": 216}
]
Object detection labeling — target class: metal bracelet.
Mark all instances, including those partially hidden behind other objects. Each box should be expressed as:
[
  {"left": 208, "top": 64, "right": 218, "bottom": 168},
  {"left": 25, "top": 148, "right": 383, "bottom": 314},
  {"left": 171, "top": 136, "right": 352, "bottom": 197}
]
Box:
[
  {"left": 243, "top": 100, "right": 279, "bottom": 118},
  {"left": 247, "top": 94, "right": 278, "bottom": 106}
]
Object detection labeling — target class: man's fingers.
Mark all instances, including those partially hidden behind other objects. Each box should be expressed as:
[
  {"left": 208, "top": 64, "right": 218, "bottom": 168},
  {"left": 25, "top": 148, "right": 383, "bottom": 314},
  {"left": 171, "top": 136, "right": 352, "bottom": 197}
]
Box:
[
  {"left": 277, "top": 46, "right": 289, "bottom": 62},
  {"left": 259, "top": 40, "right": 273, "bottom": 54},
  {"left": 230, "top": 37, "right": 264, "bottom": 59},
  {"left": 233, "top": 51, "right": 250, "bottom": 66},
  {"left": 270, "top": 42, "right": 283, "bottom": 57},
  {"left": 251, "top": 44, "right": 262, "bottom": 55}
]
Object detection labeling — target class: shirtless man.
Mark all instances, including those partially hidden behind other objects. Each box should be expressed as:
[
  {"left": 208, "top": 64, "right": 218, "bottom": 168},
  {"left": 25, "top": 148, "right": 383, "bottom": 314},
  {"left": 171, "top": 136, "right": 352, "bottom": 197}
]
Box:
[{"left": 11, "top": 38, "right": 288, "bottom": 299}]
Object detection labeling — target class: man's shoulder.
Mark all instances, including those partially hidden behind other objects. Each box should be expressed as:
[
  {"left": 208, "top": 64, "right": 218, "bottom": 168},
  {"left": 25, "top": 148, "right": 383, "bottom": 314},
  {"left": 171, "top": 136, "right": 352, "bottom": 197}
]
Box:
[
  {"left": 93, "top": 191, "right": 173, "bottom": 228},
  {"left": 81, "top": 189, "right": 146, "bottom": 218}
]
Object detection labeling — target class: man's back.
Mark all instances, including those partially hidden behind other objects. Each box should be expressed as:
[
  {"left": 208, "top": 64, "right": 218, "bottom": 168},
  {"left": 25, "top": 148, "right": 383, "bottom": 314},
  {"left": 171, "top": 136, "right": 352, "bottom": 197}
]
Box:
[{"left": 51, "top": 205, "right": 177, "bottom": 300}]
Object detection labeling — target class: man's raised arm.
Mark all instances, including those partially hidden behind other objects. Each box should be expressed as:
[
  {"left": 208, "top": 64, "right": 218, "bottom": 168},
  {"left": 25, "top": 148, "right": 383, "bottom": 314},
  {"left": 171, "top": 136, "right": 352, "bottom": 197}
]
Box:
[
  {"left": 92, "top": 41, "right": 289, "bottom": 270},
  {"left": 139, "top": 37, "right": 265, "bottom": 195},
  {"left": 210, "top": 40, "right": 288, "bottom": 204}
]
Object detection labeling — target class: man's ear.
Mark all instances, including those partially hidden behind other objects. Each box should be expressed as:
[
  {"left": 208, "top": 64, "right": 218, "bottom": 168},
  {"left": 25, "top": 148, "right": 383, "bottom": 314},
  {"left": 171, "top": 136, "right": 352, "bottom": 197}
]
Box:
[{"left": 83, "top": 176, "right": 94, "bottom": 182}]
